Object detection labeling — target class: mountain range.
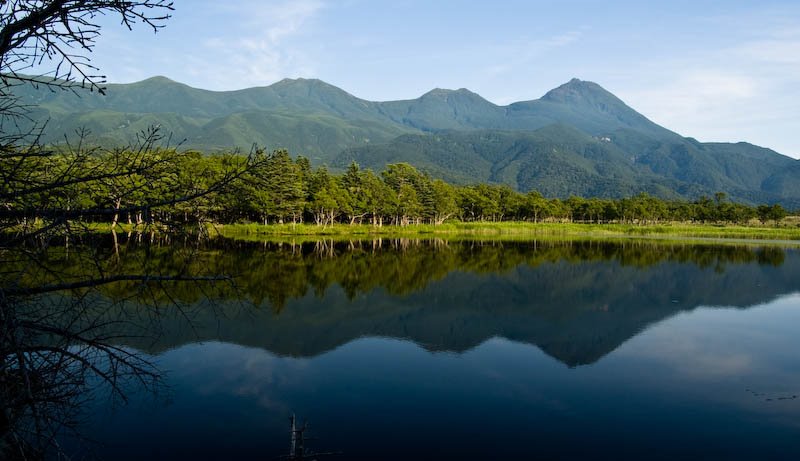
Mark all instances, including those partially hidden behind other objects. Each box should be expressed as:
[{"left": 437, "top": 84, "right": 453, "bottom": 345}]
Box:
[{"left": 14, "top": 76, "right": 800, "bottom": 205}]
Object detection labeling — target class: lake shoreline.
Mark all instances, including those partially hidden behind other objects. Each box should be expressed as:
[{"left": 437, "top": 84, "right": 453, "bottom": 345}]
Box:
[{"left": 205, "top": 221, "right": 800, "bottom": 244}]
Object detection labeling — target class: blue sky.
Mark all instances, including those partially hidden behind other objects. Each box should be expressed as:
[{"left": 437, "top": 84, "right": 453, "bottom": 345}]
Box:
[{"left": 90, "top": 0, "right": 800, "bottom": 157}]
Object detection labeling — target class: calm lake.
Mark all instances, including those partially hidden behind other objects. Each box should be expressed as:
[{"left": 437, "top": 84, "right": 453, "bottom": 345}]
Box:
[{"left": 60, "top": 238, "right": 800, "bottom": 460}]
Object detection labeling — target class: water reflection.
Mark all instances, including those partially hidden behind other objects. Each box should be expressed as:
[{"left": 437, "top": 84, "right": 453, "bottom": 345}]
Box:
[
  {"left": 91, "top": 300, "right": 800, "bottom": 461},
  {"left": 4, "top": 237, "right": 800, "bottom": 459},
  {"left": 92, "top": 238, "right": 800, "bottom": 367}
]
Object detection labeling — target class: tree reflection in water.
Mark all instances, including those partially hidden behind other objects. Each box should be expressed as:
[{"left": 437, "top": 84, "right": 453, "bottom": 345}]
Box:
[
  {"left": 1, "top": 235, "right": 797, "bottom": 458},
  {"left": 1, "top": 232, "right": 234, "bottom": 459}
]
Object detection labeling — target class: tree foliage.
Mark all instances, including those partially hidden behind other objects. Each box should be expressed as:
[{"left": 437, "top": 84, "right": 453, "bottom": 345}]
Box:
[{"left": 5, "top": 151, "right": 789, "bottom": 230}]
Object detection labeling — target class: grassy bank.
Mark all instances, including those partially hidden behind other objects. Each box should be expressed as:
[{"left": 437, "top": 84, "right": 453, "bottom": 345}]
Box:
[{"left": 210, "top": 221, "right": 800, "bottom": 243}]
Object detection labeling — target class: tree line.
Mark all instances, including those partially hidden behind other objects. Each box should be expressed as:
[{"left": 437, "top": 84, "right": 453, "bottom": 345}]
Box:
[{"left": 4, "top": 147, "right": 792, "bottom": 229}]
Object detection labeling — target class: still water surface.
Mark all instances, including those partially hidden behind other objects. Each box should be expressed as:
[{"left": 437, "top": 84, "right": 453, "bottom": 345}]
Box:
[{"left": 75, "top": 240, "right": 800, "bottom": 460}]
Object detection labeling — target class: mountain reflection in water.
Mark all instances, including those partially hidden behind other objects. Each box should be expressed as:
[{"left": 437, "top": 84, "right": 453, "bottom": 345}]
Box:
[
  {"left": 17, "top": 236, "right": 800, "bottom": 460},
  {"left": 88, "top": 238, "right": 797, "bottom": 366}
]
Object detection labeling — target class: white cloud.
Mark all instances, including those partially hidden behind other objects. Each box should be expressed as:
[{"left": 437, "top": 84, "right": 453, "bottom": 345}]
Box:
[
  {"left": 196, "top": 0, "right": 325, "bottom": 89},
  {"left": 172, "top": 342, "right": 310, "bottom": 412},
  {"left": 628, "top": 326, "right": 755, "bottom": 379},
  {"left": 739, "top": 39, "right": 800, "bottom": 66},
  {"left": 615, "top": 24, "right": 800, "bottom": 157},
  {"left": 627, "top": 71, "right": 757, "bottom": 120}
]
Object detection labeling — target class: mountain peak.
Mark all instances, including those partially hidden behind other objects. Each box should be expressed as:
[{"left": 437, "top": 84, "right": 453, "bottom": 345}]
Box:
[
  {"left": 130, "top": 75, "right": 179, "bottom": 86},
  {"left": 541, "top": 78, "right": 617, "bottom": 104},
  {"left": 419, "top": 87, "right": 492, "bottom": 105},
  {"left": 503, "top": 78, "right": 676, "bottom": 140},
  {"left": 268, "top": 77, "right": 363, "bottom": 96},
  {"left": 423, "top": 86, "right": 483, "bottom": 95},
  {"left": 272, "top": 77, "right": 332, "bottom": 88},
  {"left": 422, "top": 88, "right": 448, "bottom": 97}
]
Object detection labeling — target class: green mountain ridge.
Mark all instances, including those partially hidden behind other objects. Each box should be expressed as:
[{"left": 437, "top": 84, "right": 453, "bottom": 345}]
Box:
[
  {"left": 509, "top": 78, "right": 679, "bottom": 139},
  {"left": 11, "top": 75, "right": 800, "bottom": 205}
]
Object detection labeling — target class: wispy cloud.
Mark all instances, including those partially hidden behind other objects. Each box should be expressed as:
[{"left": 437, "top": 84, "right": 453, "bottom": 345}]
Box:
[
  {"left": 78, "top": 1, "right": 800, "bottom": 157},
  {"left": 480, "top": 30, "right": 585, "bottom": 104},
  {"left": 738, "top": 38, "right": 800, "bottom": 66},
  {"left": 195, "top": 0, "right": 325, "bottom": 89},
  {"left": 618, "top": 18, "right": 800, "bottom": 156},
  {"left": 484, "top": 30, "right": 584, "bottom": 79},
  {"left": 628, "top": 71, "right": 757, "bottom": 119}
]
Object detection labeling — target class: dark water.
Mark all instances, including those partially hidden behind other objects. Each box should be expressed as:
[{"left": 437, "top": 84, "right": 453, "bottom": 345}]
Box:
[{"left": 64, "top": 240, "right": 800, "bottom": 460}]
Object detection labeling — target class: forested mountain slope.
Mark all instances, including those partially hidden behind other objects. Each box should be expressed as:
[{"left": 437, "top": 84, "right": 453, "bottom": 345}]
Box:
[{"left": 13, "top": 76, "right": 800, "bottom": 205}]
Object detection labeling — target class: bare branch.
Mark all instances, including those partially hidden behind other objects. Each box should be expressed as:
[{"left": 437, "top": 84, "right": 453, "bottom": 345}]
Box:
[
  {"left": 6, "top": 273, "right": 229, "bottom": 296},
  {"left": 0, "top": 1, "right": 174, "bottom": 94}
]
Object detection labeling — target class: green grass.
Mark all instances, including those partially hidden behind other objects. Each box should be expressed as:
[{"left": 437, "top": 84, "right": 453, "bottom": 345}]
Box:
[
  {"left": 210, "top": 221, "right": 800, "bottom": 244},
  {"left": 66, "top": 219, "right": 800, "bottom": 246}
]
